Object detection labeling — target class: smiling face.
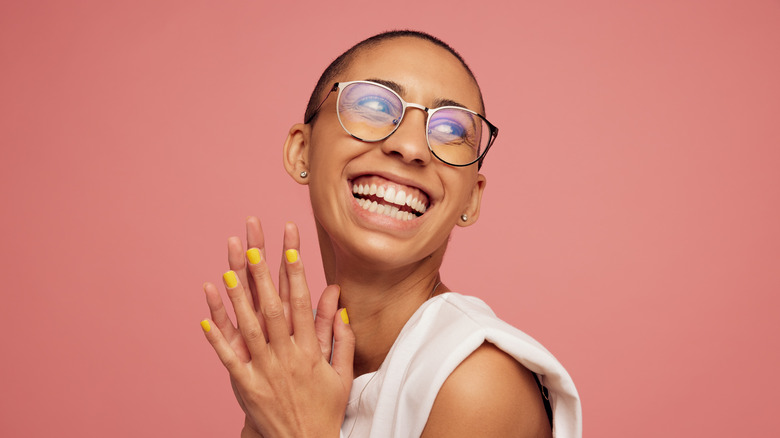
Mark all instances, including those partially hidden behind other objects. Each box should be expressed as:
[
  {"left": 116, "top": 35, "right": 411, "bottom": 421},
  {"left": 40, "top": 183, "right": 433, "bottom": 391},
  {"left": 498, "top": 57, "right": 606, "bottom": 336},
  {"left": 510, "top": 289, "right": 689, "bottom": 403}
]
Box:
[{"left": 284, "top": 37, "right": 487, "bottom": 274}]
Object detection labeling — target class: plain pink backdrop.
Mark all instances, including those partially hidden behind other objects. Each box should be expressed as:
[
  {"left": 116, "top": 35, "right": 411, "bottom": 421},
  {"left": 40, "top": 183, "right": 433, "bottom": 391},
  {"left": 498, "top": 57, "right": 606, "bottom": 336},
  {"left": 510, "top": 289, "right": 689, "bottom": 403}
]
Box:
[{"left": 1, "top": 0, "right": 778, "bottom": 436}]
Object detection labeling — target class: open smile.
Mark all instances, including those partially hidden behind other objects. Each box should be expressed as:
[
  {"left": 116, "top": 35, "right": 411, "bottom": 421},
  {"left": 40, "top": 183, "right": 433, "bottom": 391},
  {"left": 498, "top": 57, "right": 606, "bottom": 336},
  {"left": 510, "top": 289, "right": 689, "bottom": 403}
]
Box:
[{"left": 350, "top": 175, "right": 430, "bottom": 222}]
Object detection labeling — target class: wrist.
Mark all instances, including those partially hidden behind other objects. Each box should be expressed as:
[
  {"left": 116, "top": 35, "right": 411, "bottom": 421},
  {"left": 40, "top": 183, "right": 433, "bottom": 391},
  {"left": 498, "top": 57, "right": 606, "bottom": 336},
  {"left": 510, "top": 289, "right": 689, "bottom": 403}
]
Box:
[{"left": 241, "top": 417, "right": 263, "bottom": 438}]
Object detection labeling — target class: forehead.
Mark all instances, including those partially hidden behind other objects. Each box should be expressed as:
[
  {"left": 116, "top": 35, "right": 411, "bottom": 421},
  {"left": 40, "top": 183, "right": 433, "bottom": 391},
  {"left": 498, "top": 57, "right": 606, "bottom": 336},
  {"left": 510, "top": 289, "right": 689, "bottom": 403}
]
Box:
[{"left": 336, "top": 38, "right": 484, "bottom": 113}]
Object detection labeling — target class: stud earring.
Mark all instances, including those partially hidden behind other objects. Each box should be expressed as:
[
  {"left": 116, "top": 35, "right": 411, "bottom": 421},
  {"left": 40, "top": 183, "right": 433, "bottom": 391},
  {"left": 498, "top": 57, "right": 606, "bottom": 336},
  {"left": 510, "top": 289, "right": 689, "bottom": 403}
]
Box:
[
  {"left": 300, "top": 171, "right": 308, "bottom": 178},
  {"left": 461, "top": 214, "right": 468, "bottom": 222}
]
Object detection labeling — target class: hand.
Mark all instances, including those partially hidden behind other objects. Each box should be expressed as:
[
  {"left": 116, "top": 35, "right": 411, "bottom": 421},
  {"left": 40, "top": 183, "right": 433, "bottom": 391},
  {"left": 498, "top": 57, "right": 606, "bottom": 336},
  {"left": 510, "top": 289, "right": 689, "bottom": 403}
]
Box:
[{"left": 201, "top": 219, "right": 355, "bottom": 437}]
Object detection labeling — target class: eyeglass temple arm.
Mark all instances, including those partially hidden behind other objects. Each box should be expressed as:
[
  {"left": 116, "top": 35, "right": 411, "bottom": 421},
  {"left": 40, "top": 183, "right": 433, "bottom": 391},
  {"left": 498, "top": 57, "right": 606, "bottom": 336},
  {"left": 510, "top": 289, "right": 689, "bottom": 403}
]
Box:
[{"left": 304, "top": 83, "right": 340, "bottom": 124}]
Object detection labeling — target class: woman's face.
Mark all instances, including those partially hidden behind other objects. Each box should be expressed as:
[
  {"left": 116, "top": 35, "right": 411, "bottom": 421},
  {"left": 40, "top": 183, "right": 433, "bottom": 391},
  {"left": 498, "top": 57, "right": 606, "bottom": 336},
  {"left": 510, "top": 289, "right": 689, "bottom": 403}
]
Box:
[{"left": 292, "top": 37, "right": 487, "bottom": 270}]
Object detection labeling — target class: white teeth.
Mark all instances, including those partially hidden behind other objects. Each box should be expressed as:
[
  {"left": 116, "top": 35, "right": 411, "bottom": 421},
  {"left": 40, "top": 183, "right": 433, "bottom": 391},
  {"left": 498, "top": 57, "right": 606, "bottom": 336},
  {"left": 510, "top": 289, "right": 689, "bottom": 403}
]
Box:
[
  {"left": 393, "top": 190, "right": 406, "bottom": 206},
  {"left": 354, "top": 196, "right": 419, "bottom": 221},
  {"left": 352, "top": 181, "right": 428, "bottom": 219},
  {"left": 384, "top": 187, "right": 396, "bottom": 204}
]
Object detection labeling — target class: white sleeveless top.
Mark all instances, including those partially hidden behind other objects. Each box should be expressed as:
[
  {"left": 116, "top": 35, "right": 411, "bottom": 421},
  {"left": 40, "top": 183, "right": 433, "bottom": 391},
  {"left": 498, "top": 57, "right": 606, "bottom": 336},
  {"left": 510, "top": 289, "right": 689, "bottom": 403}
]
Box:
[{"left": 340, "top": 293, "right": 582, "bottom": 438}]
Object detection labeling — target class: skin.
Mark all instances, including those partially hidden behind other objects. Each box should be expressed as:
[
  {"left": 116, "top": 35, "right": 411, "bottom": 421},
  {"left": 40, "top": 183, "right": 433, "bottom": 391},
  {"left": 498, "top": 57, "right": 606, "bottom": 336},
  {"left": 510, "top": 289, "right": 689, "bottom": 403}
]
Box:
[
  {"left": 203, "top": 37, "right": 551, "bottom": 437},
  {"left": 285, "top": 38, "right": 487, "bottom": 376}
]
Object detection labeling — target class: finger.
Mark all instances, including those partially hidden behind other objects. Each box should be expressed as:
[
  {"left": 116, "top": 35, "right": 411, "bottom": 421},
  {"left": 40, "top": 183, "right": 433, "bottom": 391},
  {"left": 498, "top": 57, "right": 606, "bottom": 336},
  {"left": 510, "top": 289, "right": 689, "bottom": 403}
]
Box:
[
  {"left": 277, "top": 223, "right": 299, "bottom": 334},
  {"left": 245, "top": 216, "right": 266, "bottom": 259},
  {"left": 315, "top": 284, "right": 340, "bottom": 360},
  {"left": 200, "top": 318, "right": 246, "bottom": 377},
  {"left": 227, "top": 236, "right": 257, "bottom": 310},
  {"left": 245, "top": 248, "right": 292, "bottom": 348},
  {"left": 331, "top": 308, "right": 355, "bottom": 385},
  {"left": 283, "top": 222, "right": 317, "bottom": 349},
  {"left": 279, "top": 222, "right": 300, "bottom": 307},
  {"left": 223, "top": 270, "right": 268, "bottom": 358},
  {"left": 245, "top": 246, "right": 269, "bottom": 331},
  {"left": 245, "top": 217, "right": 266, "bottom": 310},
  {"left": 278, "top": 253, "right": 291, "bottom": 326},
  {"left": 203, "top": 281, "right": 238, "bottom": 339}
]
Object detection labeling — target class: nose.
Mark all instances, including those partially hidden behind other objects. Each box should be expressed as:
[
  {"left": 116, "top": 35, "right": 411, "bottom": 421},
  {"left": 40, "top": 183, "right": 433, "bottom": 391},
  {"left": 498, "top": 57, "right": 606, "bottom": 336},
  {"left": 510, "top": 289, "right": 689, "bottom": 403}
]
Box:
[{"left": 379, "top": 105, "right": 432, "bottom": 165}]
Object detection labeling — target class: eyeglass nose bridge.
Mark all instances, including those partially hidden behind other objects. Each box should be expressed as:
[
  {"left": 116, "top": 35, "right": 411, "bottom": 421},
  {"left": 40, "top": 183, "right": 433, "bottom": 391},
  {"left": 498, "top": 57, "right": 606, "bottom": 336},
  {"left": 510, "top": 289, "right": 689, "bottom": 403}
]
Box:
[
  {"left": 404, "top": 102, "right": 430, "bottom": 113},
  {"left": 402, "top": 102, "right": 431, "bottom": 123},
  {"left": 392, "top": 101, "right": 431, "bottom": 133},
  {"left": 387, "top": 102, "right": 434, "bottom": 154}
]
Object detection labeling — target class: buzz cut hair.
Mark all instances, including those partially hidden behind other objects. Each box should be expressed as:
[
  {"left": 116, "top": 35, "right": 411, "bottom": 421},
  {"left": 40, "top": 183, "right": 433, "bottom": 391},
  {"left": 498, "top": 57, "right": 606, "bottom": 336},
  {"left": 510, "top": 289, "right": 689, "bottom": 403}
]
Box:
[{"left": 303, "top": 30, "right": 484, "bottom": 124}]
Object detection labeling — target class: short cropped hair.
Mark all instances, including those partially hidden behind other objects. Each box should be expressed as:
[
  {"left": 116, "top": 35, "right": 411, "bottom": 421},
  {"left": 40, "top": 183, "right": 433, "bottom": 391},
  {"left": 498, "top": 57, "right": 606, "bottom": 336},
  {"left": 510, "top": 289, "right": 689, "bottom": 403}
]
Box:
[{"left": 303, "top": 30, "right": 485, "bottom": 123}]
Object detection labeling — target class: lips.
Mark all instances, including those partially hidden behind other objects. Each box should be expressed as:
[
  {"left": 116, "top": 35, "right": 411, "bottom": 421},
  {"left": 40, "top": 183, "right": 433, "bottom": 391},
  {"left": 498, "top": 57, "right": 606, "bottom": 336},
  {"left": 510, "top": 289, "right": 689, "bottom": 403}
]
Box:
[{"left": 350, "top": 175, "right": 430, "bottom": 221}]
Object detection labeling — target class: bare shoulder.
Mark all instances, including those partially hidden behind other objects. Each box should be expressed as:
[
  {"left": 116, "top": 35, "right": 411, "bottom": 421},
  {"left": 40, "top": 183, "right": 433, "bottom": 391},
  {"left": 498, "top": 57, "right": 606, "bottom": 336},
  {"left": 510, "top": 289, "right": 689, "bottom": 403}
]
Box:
[{"left": 420, "top": 342, "right": 552, "bottom": 438}]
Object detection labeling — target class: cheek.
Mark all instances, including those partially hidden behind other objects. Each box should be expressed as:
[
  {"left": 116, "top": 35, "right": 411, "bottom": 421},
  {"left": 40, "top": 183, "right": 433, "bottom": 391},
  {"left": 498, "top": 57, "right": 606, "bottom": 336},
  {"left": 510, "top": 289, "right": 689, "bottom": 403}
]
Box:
[{"left": 444, "top": 172, "right": 479, "bottom": 206}]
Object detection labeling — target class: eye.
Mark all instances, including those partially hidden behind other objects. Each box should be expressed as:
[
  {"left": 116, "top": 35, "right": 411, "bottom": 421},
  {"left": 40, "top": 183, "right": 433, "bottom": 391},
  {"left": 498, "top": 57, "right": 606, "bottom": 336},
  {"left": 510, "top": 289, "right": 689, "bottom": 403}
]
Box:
[
  {"left": 340, "top": 83, "right": 403, "bottom": 123},
  {"left": 428, "top": 118, "right": 467, "bottom": 143},
  {"left": 356, "top": 96, "right": 394, "bottom": 115}
]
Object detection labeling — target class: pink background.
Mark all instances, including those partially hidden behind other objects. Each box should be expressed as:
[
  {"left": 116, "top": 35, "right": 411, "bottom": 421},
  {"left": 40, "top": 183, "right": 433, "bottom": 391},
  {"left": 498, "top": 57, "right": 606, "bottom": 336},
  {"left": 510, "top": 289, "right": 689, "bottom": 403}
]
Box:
[{"left": 1, "top": 0, "right": 778, "bottom": 436}]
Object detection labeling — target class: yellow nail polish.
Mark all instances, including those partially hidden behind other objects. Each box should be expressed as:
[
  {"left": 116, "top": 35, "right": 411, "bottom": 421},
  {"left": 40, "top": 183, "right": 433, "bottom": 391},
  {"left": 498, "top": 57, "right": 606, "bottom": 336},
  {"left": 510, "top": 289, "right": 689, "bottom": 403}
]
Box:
[
  {"left": 285, "top": 249, "right": 298, "bottom": 263},
  {"left": 246, "top": 248, "right": 261, "bottom": 265},
  {"left": 223, "top": 270, "right": 238, "bottom": 288},
  {"left": 200, "top": 320, "right": 211, "bottom": 332},
  {"left": 340, "top": 308, "right": 349, "bottom": 324}
]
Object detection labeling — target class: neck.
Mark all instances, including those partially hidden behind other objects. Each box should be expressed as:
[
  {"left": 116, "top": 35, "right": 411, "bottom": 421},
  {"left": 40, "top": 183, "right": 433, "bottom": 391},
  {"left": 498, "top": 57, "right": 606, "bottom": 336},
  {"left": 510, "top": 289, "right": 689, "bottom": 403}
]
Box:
[{"left": 316, "top": 222, "right": 449, "bottom": 376}]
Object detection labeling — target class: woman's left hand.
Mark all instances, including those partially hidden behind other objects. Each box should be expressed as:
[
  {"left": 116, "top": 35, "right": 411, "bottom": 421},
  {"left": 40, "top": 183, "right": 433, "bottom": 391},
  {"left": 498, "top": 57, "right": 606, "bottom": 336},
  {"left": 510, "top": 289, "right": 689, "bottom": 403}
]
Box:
[{"left": 201, "top": 220, "right": 354, "bottom": 437}]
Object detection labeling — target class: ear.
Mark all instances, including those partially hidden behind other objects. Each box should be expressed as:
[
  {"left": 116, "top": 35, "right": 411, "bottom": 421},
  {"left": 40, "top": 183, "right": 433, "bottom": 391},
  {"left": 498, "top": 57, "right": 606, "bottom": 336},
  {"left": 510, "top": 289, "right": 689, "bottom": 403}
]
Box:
[
  {"left": 283, "top": 123, "right": 311, "bottom": 185},
  {"left": 457, "top": 173, "right": 487, "bottom": 227}
]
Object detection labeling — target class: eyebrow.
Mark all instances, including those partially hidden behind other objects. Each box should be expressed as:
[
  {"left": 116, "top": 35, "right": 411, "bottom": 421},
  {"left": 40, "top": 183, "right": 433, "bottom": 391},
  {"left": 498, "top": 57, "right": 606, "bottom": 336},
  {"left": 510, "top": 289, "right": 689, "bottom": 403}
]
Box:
[{"left": 363, "top": 78, "right": 471, "bottom": 111}]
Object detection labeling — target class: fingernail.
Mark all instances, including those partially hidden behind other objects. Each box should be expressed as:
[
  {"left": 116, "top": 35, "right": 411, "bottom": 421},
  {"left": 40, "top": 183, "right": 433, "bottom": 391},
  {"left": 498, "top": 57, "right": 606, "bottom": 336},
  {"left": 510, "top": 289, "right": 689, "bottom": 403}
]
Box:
[
  {"left": 340, "top": 308, "right": 349, "bottom": 324},
  {"left": 200, "top": 320, "right": 211, "bottom": 332},
  {"left": 246, "top": 248, "right": 262, "bottom": 265},
  {"left": 285, "top": 249, "right": 298, "bottom": 263},
  {"left": 223, "top": 270, "right": 238, "bottom": 288}
]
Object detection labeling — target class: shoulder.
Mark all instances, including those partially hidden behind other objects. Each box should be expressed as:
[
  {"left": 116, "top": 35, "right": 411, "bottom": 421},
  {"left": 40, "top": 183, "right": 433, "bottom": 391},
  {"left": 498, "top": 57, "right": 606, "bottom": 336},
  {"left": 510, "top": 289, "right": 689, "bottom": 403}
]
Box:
[{"left": 420, "top": 342, "right": 552, "bottom": 438}]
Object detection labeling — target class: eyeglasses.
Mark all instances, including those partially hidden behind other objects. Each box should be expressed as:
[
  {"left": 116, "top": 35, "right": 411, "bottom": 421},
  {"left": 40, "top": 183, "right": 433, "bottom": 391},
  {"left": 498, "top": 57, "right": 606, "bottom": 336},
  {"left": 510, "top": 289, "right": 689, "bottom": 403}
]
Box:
[{"left": 305, "top": 81, "right": 498, "bottom": 167}]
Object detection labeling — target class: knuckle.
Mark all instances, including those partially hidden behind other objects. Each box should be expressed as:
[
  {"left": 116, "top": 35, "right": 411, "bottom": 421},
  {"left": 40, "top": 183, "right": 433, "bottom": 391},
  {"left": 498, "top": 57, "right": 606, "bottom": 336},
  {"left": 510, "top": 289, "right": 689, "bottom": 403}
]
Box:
[
  {"left": 261, "top": 302, "right": 285, "bottom": 321},
  {"left": 228, "top": 253, "right": 245, "bottom": 270},
  {"left": 221, "top": 355, "right": 239, "bottom": 371},
  {"left": 290, "top": 294, "right": 311, "bottom": 311},
  {"left": 243, "top": 326, "right": 265, "bottom": 343},
  {"left": 304, "top": 349, "right": 322, "bottom": 364},
  {"left": 213, "top": 313, "right": 232, "bottom": 328},
  {"left": 227, "top": 288, "right": 245, "bottom": 303},
  {"left": 250, "top": 262, "right": 272, "bottom": 282},
  {"left": 314, "top": 311, "right": 331, "bottom": 328}
]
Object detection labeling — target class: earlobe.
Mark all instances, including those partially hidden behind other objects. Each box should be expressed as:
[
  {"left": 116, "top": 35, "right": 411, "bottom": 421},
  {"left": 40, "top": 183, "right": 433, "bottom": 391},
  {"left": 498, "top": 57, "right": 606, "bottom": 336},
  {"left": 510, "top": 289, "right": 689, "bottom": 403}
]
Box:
[
  {"left": 283, "top": 123, "right": 311, "bottom": 185},
  {"left": 457, "top": 174, "right": 487, "bottom": 227}
]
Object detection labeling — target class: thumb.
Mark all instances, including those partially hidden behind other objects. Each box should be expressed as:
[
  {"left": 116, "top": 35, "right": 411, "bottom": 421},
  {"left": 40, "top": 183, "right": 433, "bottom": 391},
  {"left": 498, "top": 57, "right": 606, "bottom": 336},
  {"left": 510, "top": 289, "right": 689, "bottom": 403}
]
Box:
[{"left": 331, "top": 308, "right": 355, "bottom": 385}]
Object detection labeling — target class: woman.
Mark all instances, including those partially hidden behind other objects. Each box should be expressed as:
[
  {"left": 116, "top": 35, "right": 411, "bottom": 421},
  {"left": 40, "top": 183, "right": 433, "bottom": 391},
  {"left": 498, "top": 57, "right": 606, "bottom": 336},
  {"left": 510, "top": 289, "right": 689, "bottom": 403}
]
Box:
[{"left": 200, "top": 31, "right": 581, "bottom": 437}]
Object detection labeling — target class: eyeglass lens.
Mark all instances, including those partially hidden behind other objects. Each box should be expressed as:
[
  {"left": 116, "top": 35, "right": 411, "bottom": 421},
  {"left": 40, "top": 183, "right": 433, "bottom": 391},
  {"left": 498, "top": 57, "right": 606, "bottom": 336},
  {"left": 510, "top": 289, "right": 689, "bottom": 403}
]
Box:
[{"left": 337, "top": 82, "right": 490, "bottom": 166}]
